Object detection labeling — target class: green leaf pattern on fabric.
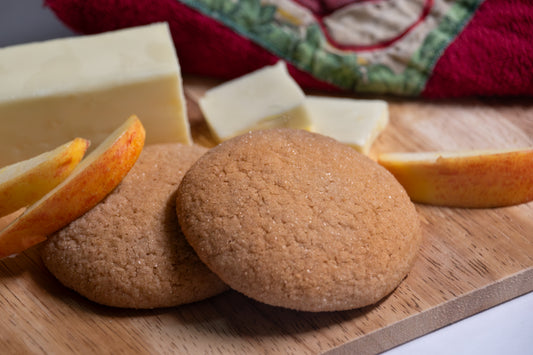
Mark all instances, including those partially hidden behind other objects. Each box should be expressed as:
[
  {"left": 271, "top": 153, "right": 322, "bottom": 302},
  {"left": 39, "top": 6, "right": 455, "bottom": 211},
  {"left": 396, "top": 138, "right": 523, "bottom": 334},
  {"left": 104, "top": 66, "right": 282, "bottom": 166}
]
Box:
[{"left": 178, "top": 0, "right": 483, "bottom": 96}]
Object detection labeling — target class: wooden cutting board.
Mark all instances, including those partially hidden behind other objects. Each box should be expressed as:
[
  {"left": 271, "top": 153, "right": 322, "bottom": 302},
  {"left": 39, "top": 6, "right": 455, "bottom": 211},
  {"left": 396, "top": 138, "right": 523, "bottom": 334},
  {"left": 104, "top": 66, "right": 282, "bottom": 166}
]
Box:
[{"left": 0, "top": 77, "right": 532, "bottom": 354}]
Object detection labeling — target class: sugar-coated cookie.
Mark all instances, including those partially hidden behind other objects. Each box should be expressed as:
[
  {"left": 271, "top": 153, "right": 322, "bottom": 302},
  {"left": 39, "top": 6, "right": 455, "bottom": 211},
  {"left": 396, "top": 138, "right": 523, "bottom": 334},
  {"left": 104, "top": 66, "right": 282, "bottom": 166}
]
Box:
[
  {"left": 41, "top": 144, "right": 228, "bottom": 309},
  {"left": 176, "top": 129, "right": 422, "bottom": 312}
]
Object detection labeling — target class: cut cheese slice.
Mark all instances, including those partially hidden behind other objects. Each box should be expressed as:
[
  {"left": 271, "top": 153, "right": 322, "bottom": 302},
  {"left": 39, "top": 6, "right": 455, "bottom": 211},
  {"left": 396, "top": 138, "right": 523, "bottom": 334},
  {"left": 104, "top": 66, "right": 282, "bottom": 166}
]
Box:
[
  {"left": 0, "top": 23, "right": 191, "bottom": 168},
  {"left": 199, "top": 61, "right": 311, "bottom": 141},
  {"left": 306, "top": 96, "right": 389, "bottom": 154}
]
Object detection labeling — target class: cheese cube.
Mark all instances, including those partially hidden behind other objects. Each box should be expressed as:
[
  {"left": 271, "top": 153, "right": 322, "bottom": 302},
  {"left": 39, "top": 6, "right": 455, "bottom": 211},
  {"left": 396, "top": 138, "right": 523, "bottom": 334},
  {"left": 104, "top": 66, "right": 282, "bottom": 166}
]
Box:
[
  {"left": 199, "top": 61, "right": 311, "bottom": 141},
  {"left": 0, "top": 23, "right": 191, "bottom": 168},
  {"left": 306, "top": 96, "right": 389, "bottom": 154}
]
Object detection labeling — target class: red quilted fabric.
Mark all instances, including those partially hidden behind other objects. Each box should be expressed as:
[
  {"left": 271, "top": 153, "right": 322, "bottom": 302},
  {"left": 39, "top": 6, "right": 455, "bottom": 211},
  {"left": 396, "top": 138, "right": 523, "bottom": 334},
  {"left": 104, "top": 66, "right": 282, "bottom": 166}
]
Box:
[{"left": 423, "top": 0, "right": 533, "bottom": 97}]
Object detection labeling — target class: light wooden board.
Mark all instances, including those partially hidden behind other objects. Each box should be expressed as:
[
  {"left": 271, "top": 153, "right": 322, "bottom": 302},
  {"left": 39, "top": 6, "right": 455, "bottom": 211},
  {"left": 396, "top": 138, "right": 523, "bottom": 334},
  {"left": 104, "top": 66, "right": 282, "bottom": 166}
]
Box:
[{"left": 0, "top": 77, "right": 532, "bottom": 354}]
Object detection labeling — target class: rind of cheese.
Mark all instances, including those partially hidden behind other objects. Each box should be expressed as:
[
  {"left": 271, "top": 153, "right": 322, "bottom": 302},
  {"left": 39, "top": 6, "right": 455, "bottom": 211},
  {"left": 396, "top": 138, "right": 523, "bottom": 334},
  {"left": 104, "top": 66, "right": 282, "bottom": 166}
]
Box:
[
  {"left": 306, "top": 96, "right": 389, "bottom": 154},
  {"left": 199, "top": 61, "right": 311, "bottom": 141},
  {"left": 0, "top": 23, "right": 191, "bottom": 168}
]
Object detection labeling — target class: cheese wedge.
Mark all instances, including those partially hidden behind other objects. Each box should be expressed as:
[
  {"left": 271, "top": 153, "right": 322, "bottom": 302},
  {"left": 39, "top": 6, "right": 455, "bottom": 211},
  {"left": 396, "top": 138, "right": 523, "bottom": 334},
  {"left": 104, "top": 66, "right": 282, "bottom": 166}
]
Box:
[
  {"left": 199, "top": 61, "right": 311, "bottom": 141},
  {"left": 0, "top": 23, "right": 191, "bottom": 168},
  {"left": 306, "top": 96, "right": 389, "bottom": 154}
]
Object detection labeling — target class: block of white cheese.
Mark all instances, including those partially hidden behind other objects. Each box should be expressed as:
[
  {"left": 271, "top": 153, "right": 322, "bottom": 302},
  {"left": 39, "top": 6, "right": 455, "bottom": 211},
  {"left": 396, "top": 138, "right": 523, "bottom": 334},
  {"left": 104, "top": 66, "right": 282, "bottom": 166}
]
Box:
[
  {"left": 306, "top": 96, "right": 389, "bottom": 154},
  {"left": 0, "top": 23, "right": 191, "bottom": 168},
  {"left": 199, "top": 61, "right": 311, "bottom": 141}
]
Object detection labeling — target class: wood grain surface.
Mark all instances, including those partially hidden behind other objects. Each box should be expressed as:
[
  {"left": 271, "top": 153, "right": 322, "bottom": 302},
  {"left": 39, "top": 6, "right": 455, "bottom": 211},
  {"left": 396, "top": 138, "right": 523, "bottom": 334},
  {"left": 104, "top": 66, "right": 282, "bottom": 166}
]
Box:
[{"left": 0, "top": 77, "right": 532, "bottom": 354}]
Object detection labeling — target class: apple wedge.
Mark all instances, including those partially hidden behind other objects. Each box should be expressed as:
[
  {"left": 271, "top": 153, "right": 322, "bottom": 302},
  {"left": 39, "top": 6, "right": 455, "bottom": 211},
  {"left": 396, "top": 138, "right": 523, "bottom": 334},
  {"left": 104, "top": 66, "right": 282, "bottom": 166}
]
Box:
[
  {"left": 378, "top": 148, "right": 533, "bottom": 208},
  {"left": 0, "top": 138, "right": 90, "bottom": 217},
  {"left": 0, "top": 115, "right": 145, "bottom": 258}
]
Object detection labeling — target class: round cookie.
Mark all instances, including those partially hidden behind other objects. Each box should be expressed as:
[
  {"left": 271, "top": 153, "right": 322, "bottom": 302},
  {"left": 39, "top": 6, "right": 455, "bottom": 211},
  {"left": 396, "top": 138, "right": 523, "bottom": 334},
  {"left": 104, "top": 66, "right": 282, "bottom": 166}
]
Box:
[
  {"left": 41, "top": 143, "right": 228, "bottom": 309},
  {"left": 176, "top": 128, "right": 422, "bottom": 312}
]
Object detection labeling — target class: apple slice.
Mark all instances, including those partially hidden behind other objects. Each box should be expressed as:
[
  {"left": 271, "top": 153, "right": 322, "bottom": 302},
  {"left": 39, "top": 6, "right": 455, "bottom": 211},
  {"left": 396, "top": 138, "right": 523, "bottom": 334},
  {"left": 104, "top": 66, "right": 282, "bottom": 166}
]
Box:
[
  {"left": 0, "top": 115, "right": 145, "bottom": 258},
  {"left": 0, "top": 138, "right": 90, "bottom": 217},
  {"left": 378, "top": 148, "right": 533, "bottom": 208}
]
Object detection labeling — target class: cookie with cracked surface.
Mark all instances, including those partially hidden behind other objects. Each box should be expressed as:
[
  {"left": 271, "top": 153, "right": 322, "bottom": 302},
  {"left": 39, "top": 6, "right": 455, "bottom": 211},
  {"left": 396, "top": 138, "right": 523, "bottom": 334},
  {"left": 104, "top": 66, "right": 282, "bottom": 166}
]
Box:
[
  {"left": 41, "top": 143, "right": 228, "bottom": 309},
  {"left": 176, "top": 128, "right": 422, "bottom": 312}
]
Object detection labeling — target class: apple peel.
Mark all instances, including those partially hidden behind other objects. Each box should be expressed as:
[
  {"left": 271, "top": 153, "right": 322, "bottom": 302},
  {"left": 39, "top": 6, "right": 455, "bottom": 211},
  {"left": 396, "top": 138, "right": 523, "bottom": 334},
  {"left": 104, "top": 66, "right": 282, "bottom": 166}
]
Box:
[
  {"left": 378, "top": 148, "right": 533, "bottom": 208},
  {"left": 0, "top": 138, "right": 90, "bottom": 217},
  {"left": 0, "top": 115, "right": 146, "bottom": 258}
]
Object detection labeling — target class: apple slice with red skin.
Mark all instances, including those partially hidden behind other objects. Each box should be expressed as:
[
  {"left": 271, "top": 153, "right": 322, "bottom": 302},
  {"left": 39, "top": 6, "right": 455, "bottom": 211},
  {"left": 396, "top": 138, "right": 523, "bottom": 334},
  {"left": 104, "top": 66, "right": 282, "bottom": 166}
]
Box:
[
  {"left": 378, "top": 148, "right": 533, "bottom": 208},
  {"left": 0, "top": 138, "right": 90, "bottom": 217},
  {"left": 0, "top": 115, "right": 145, "bottom": 258}
]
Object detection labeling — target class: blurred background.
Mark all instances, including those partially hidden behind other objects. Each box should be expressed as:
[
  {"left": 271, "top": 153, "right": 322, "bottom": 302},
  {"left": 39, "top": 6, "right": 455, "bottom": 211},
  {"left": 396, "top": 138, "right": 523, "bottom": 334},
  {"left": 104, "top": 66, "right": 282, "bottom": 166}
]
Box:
[{"left": 0, "top": 0, "right": 74, "bottom": 47}]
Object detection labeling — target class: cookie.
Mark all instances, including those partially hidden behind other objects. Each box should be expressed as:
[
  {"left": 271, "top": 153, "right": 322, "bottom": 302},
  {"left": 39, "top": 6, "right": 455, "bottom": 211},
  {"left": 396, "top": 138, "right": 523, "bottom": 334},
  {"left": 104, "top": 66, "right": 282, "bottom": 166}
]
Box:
[
  {"left": 176, "top": 129, "right": 422, "bottom": 312},
  {"left": 41, "top": 143, "right": 228, "bottom": 309}
]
